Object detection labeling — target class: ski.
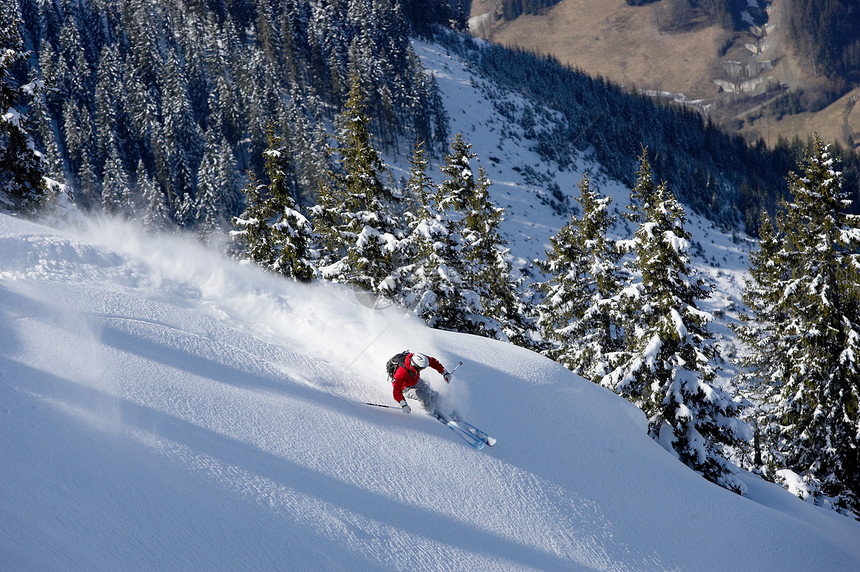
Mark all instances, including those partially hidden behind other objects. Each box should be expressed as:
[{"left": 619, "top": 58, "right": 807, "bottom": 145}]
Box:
[
  {"left": 430, "top": 412, "right": 493, "bottom": 449},
  {"left": 452, "top": 417, "right": 496, "bottom": 447},
  {"left": 360, "top": 401, "right": 400, "bottom": 410},
  {"left": 359, "top": 401, "right": 494, "bottom": 449},
  {"left": 445, "top": 420, "right": 485, "bottom": 450}
]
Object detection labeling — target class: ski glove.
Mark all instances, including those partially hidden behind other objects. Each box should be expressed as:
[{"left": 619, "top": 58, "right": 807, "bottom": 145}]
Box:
[
  {"left": 399, "top": 399, "right": 411, "bottom": 414},
  {"left": 443, "top": 370, "right": 452, "bottom": 383}
]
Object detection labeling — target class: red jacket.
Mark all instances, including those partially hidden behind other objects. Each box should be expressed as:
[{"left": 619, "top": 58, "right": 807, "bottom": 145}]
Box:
[{"left": 392, "top": 353, "right": 445, "bottom": 403}]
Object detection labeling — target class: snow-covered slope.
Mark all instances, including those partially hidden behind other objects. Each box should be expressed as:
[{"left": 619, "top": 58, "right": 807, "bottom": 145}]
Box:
[{"left": 2, "top": 212, "right": 859, "bottom": 570}]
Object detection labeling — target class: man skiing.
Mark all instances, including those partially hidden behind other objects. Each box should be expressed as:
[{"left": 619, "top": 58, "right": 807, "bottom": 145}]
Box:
[
  {"left": 390, "top": 352, "right": 452, "bottom": 420},
  {"left": 385, "top": 351, "right": 496, "bottom": 448}
]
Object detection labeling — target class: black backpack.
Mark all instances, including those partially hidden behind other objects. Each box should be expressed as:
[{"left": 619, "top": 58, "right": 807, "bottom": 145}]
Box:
[{"left": 386, "top": 350, "right": 411, "bottom": 380}]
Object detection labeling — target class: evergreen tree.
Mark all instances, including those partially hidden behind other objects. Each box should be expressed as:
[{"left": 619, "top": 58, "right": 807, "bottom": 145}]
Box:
[
  {"left": 0, "top": 9, "right": 48, "bottom": 214},
  {"left": 94, "top": 45, "right": 124, "bottom": 173},
  {"left": 233, "top": 129, "right": 316, "bottom": 282},
  {"left": 101, "top": 136, "right": 130, "bottom": 215},
  {"left": 462, "top": 162, "right": 533, "bottom": 345},
  {"left": 62, "top": 98, "right": 95, "bottom": 194},
  {"left": 76, "top": 154, "right": 100, "bottom": 209},
  {"left": 160, "top": 47, "right": 204, "bottom": 205},
  {"left": 437, "top": 132, "right": 476, "bottom": 213},
  {"left": 196, "top": 131, "right": 238, "bottom": 237},
  {"left": 195, "top": 169, "right": 224, "bottom": 239},
  {"left": 30, "top": 81, "right": 63, "bottom": 183},
  {"left": 139, "top": 160, "right": 171, "bottom": 231},
  {"left": 625, "top": 147, "right": 659, "bottom": 224},
  {"left": 432, "top": 132, "right": 499, "bottom": 336},
  {"left": 736, "top": 135, "right": 860, "bottom": 512},
  {"left": 537, "top": 174, "right": 623, "bottom": 379},
  {"left": 605, "top": 151, "right": 748, "bottom": 493},
  {"left": 400, "top": 138, "right": 474, "bottom": 328},
  {"left": 174, "top": 191, "right": 196, "bottom": 227},
  {"left": 418, "top": 132, "right": 530, "bottom": 342},
  {"left": 733, "top": 212, "right": 788, "bottom": 469},
  {"left": 233, "top": 174, "right": 274, "bottom": 266},
  {"left": 312, "top": 77, "right": 400, "bottom": 294},
  {"left": 428, "top": 73, "right": 449, "bottom": 152},
  {"left": 285, "top": 85, "right": 329, "bottom": 206}
]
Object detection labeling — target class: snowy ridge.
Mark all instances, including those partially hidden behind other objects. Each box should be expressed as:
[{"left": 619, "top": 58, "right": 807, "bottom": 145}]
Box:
[{"left": 2, "top": 212, "right": 859, "bottom": 570}]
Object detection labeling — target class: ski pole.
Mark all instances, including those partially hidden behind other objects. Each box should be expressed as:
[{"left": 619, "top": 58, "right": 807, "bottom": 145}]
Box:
[
  {"left": 361, "top": 401, "right": 400, "bottom": 409},
  {"left": 446, "top": 361, "right": 463, "bottom": 383}
]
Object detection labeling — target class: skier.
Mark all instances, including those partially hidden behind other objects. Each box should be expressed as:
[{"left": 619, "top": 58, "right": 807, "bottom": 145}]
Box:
[
  {"left": 384, "top": 351, "right": 496, "bottom": 448},
  {"left": 390, "top": 352, "right": 453, "bottom": 420}
]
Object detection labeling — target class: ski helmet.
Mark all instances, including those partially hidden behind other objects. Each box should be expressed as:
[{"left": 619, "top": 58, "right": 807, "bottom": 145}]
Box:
[{"left": 411, "top": 353, "right": 429, "bottom": 370}]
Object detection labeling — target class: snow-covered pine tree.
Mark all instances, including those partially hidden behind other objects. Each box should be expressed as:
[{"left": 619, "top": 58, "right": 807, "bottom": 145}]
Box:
[
  {"left": 463, "top": 162, "right": 534, "bottom": 346},
  {"left": 232, "top": 174, "right": 273, "bottom": 265},
  {"left": 536, "top": 174, "right": 623, "bottom": 380},
  {"left": 160, "top": 46, "right": 203, "bottom": 211},
  {"left": 139, "top": 159, "right": 171, "bottom": 231},
  {"left": 625, "top": 146, "right": 659, "bottom": 225},
  {"left": 430, "top": 132, "right": 530, "bottom": 342},
  {"left": 0, "top": 8, "right": 48, "bottom": 214},
  {"left": 737, "top": 135, "right": 860, "bottom": 513},
  {"left": 233, "top": 128, "right": 315, "bottom": 282},
  {"left": 437, "top": 132, "right": 475, "bottom": 213},
  {"left": 400, "top": 137, "right": 473, "bottom": 330},
  {"left": 285, "top": 85, "right": 329, "bottom": 206},
  {"left": 196, "top": 131, "right": 238, "bottom": 238},
  {"left": 29, "top": 77, "right": 64, "bottom": 183},
  {"left": 312, "top": 77, "right": 401, "bottom": 294},
  {"left": 101, "top": 137, "right": 130, "bottom": 215},
  {"left": 195, "top": 162, "right": 224, "bottom": 240},
  {"left": 62, "top": 98, "right": 95, "bottom": 203},
  {"left": 95, "top": 44, "right": 125, "bottom": 179},
  {"left": 732, "top": 212, "right": 788, "bottom": 468},
  {"left": 428, "top": 73, "right": 449, "bottom": 152},
  {"left": 605, "top": 151, "right": 748, "bottom": 493}
]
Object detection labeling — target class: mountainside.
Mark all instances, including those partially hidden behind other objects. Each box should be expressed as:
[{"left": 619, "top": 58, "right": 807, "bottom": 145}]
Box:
[
  {"left": 405, "top": 37, "right": 753, "bottom": 317},
  {"left": 472, "top": 0, "right": 860, "bottom": 150},
  {"left": 3, "top": 209, "right": 860, "bottom": 571}
]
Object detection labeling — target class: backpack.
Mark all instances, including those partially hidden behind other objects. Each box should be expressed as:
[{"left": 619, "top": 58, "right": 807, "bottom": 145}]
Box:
[{"left": 386, "top": 350, "right": 411, "bottom": 381}]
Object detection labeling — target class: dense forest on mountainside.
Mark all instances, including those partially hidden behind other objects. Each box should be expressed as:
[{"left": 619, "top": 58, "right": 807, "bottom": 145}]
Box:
[
  {"left": 785, "top": 0, "right": 860, "bottom": 80},
  {"left": 499, "top": 0, "right": 562, "bottom": 20},
  {"left": 12, "top": 0, "right": 451, "bottom": 226},
  {"left": 4, "top": 0, "right": 859, "bottom": 236}
]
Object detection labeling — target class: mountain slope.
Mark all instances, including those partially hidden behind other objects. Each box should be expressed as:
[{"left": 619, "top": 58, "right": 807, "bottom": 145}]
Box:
[
  {"left": 2, "top": 211, "right": 859, "bottom": 570},
  {"left": 473, "top": 0, "right": 726, "bottom": 99}
]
